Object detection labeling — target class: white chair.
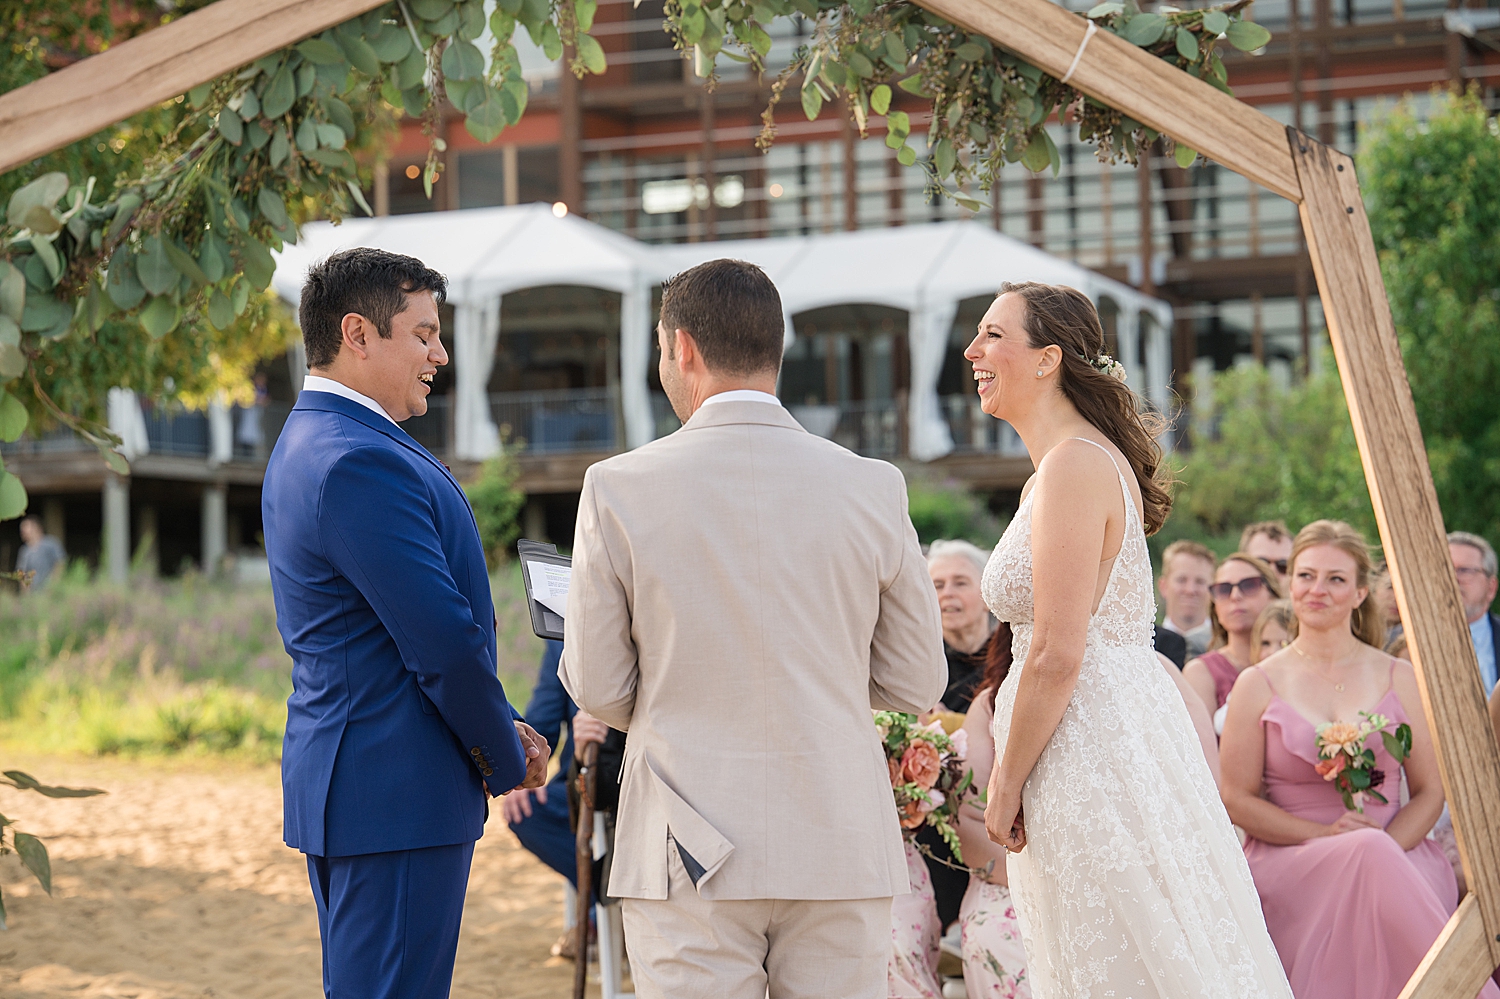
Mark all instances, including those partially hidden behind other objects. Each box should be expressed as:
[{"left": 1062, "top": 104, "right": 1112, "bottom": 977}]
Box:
[{"left": 592, "top": 811, "right": 634, "bottom": 999}]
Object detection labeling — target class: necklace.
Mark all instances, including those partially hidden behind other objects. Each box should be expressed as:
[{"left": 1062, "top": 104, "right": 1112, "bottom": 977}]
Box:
[{"left": 1289, "top": 640, "right": 1360, "bottom": 692}]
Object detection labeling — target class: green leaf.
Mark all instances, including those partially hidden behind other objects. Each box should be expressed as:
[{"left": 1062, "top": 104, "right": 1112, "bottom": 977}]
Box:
[
  {"left": 324, "top": 96, "right": 357, "bottom": 137},
  {"left": 954, "top": 41, "right": 985, "bottom": 62},
  {"left": 257, "top": 188, "right": 292, "bottom": 231},
  {"left": 0, "top": 470, "right": 26, "bottom": 520},
  {"left": 576, "top": 34, "right": 607, "bottom": 75},
  {"left": 316, "top": 123, "right": 347, "bottom": 149},
  {"left": 1021, "top": 129, "right": 1051, "bottom": 173},
  {"left": 297, "top": 37, "right": 348, "bottom": 65},
  {"left": 269, "top": 126, "right": 290, "bottom": 167},
  {"left": 1175, "top": 27, "right": 1199, "bottom": 61},
  {"left": 933, "top": 137, "right": 956, "bottom": 179},
  {"left": 239, "top": 238, "right": 276, "bottom": 292},
  {"left": 884, "top": 32, "right": 908, "bottom": 67},
  {"left": 20, "top": 292, "right": 69, "bottom": 333},
  {"left": 106, "top": 245, "right": 146, "bottom": 310},
  {"left": 0, "top": 314, "right": 17, "bottom": 347},
  {"left": 218, "top": 108, "right": 244, "bottom": 145},
  {"left": 22, "top": 205, "right": 62, "bottom": 235},
  {"left": 442, "top": 39, "right": 485, "bottom": 81},
  {"left": 1226, "top": 19, "right": 1271, "bottom": 51},
  {"left": 458, "top": 0, "right": 488, "bottom": 39},
  {"left": 305, "top": 148, "right": 355, "bottom": 172},
  {"left": 138, "top": 295, "right": 180, "bottom": 339},
  {"left": 411, "top": 0, "right": 454, "bottom": 17},
  {"left": 1202, "top": 10, "right": 1230, "bottom": 34},
  {"left": 13, "top": 832, "right": 49, "bottom": 896},
  {"left": 231, "top": 276, "right": 251, "bottom": 316},
  {"left": 847, "top": 51, "right": 875, "bottom": 78},
  {"left": 238, "top": 87, "right": 261, "bottom": 121},
  {"left": 338, "top": 34, "right": 381, "bottom": 76},
  {"left": 188, "top": 82, "right": 213, "bottom": 108},
  {"left": 107, "top": 193, "right": 142, "bottom": 242},
  {"left": 346, "top": 179, "right": 375, "bottom": 217},
  {"left": 0, "top": 342, "right": 24, "bottom": 380},
  {"left": 371, "top": 23, "right": 413, "bottom": 63},
  {"left": 1087, "top": 1, "right": 1125, "bottom": 16},
  {"left": 575, "top": 0, "right": 599, "bottom": 32},
  {"left": 0, "top": 390, "right": 24, "bottom": 441},
  {"left": 136, "top": 236, "right": 179, "bottom": 296},
  {"left": 206, "top": 290, "right": 235, "bottom": 331},
  {"left": 954, "top": 194, "right": 985, "bottom": 212},
  {"left": 262, "top": 63, "right": 297, "bottom": 118},
  {"left": 464, "top": 85, "right": 509, "bottom": 143},
  {"left": 0, "top": 262, "right": 23, "bottom": 323},
  {"left": 870, "top": 83, "right": 891, "bottom": 116},
  {"left": 394, "top": 48, "right": 428, "bottom": 91},
  {"left": 30, "top": 238, "right": 60, "bottom": 285},
  {"left": 296, "top": 116, "right": 319, "bottom": 152},
  {"left": 84, "top": 278, "right": 113, "bottom": 332},
  {"left": 800, "top": 83, "right": 824, "bottom": 121},
  {"left": 1174, "top": 142, "right": 1197, "bottom": 168},
  {"left": 7, "top": 172, "right": 69, "bottom": 228},
  {"left": 540, "top": 21, "right": 562, "bottom": 61},
  {"left": 1123, "top": 13, "right": 1168, "bottom": 46},
  {"left": 163, "top": 240, "right": 209, "bottom": 286}
]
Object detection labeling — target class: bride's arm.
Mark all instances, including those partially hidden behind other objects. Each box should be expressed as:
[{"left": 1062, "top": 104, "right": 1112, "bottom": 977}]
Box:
[{"left": 985, "top": 444, "right": 1117, "bottom": 848}]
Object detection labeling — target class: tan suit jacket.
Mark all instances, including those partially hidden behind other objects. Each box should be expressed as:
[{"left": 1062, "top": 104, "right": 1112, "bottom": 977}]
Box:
[{"left": 561, "top": 400, "right": 947, "bottom": 902}]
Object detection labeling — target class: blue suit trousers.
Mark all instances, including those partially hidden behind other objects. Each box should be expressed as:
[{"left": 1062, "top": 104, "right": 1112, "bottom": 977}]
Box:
[{"left": 307, "top": 842, "right": 475, "bottom": 999}]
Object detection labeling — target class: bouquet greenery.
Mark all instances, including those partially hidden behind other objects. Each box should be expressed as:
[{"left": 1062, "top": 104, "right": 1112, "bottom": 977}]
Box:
[
  {"left": 875, "top": 710, "right": 972, "bottom": 863},
  {"left": 1314, "top": 711, "right": 1412, "bottom": 813}
]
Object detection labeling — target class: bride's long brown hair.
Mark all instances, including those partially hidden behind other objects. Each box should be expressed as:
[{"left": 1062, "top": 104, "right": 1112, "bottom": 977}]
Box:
[{"left": 1002, "top": 281, "right": 1175, "bottom": 534}]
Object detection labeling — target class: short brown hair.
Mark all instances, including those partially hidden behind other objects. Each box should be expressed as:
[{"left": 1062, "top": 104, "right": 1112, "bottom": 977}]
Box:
[
  {"left": 659, "top": 259, "right": 784, "bottom": 375},
  {"left": 1160, "top": 540, "right": 1215, "bottom": 579},
  {"left": 1240, "top": 520, "right": 1292, "bottom": 551}
]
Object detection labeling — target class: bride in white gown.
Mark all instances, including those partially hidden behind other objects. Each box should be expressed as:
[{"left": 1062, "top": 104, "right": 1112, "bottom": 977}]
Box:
[{"left": 969, "top": 283, "right": 1293, "bottom": 999}]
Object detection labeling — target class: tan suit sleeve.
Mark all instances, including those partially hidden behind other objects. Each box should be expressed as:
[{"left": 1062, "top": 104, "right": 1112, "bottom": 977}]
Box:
[
  {"left": 560, "top": 468, "right": 639, "bottom": 731},
  {"left": 868, "top": 469, "right": 948, "bottom": 713}
]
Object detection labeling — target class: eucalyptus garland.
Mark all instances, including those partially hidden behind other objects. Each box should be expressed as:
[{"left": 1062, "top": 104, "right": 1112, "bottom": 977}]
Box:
[
  {"left": 668, "top": 0, "right": 1271, "bottom": 207},
  {"left": 0, "top": 0, "right": 605, "bottom": 519}
]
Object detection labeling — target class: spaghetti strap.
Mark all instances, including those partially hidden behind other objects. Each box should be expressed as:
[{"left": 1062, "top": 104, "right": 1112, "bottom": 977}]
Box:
[
  {"left": 1249, "top": 663, "right": 1280, "bottom": 697},
  {"left": 1065, "top": 436, "right": 1125, "bottom": 478}
]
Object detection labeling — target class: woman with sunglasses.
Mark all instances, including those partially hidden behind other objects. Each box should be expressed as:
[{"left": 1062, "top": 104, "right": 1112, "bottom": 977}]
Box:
[{"left": 1183, "top": 554, "right": 1284, "bottom": 717}]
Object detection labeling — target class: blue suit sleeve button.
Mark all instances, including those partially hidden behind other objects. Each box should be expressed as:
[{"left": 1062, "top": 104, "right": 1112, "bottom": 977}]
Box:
[{"left": 470, "top": 747, "right": 482, "bottom": 756}]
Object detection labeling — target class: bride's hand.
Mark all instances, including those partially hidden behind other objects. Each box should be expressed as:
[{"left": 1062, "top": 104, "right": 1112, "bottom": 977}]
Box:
[{"left": 984, "top": 766, "right": 1027, "bottom": 852}]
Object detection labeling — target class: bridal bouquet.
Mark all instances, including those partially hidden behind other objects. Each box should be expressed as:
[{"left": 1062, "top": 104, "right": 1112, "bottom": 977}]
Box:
[
  {"left": 875, "top": 711, "right": 972, "bottom": 862},
  {"left": 1314, "top": 711, "right": 1413, "bottom": 812}
]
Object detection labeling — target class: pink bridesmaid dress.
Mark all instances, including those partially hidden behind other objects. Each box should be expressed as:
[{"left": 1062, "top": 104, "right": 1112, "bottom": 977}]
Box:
[
  {"left": 1244, "top": 663, "right": 1499, "bottom": 999},
  {"left": 888, "top": 841, "right": 942, "bottom": 998}
]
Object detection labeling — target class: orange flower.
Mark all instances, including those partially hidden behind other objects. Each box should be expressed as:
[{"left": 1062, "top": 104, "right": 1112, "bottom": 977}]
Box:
[
  {"left": 900, "top": 800, "right": 927, "bottom": 829},
  {"left": 1318, "top": 722, "right": 1362, "bottom": 757},
  {"left": 901, "top": 740, "right": 943, "bottom": 789},
  {"left": 1315, "top": 755, "right": 1347, "bottom": 781},
  {"left": 888, "top": 756, "right": 903, "bottom": 787}
]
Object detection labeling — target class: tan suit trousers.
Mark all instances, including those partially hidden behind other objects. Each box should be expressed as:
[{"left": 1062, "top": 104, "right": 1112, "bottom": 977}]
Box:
[{"left": 621, "top": 841, "right": 892, "bottom": 999}]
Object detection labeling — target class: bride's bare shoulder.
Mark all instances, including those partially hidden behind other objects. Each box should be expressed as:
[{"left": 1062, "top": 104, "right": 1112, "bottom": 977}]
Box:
[{"left": 1033, "top": 438, "right": 1122, "bottom": 499}]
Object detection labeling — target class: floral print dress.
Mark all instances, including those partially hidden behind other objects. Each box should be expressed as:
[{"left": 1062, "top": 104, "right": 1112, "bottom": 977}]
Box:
[
  {"left": 888, "top": 841, "right": 942, "bottom": 998},
  {"left": 959, "top": 877, "right": 1031, "bottom": 998}
]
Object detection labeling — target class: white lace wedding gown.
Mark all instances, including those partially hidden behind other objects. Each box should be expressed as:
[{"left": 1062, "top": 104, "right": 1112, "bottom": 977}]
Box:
[{"left": 982, "top": 439, "right": 1293, "bottom": 999}]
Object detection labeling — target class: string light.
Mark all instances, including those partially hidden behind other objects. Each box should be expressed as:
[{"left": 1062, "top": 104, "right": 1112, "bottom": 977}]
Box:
[{"left": 552, "top": 202, "right": 568, "bottom": 218}]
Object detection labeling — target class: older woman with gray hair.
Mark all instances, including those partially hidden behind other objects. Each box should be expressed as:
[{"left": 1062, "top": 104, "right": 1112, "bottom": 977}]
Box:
[{"left": 927, "top": 539, "right": 996, "bottom": 715}]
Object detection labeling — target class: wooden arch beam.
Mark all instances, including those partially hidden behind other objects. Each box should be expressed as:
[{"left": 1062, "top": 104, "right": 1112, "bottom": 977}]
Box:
[{"left": 0, "top": 0, "right": 388, "bottom": 174}]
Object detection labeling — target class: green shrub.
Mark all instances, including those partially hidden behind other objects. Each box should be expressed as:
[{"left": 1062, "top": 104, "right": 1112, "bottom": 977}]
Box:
[
  {"left": 464, "top": 452, "right": 526, "bottom": 568},
  {"left": 907, "top": 474, "right": 1007, "bottom": 547}
]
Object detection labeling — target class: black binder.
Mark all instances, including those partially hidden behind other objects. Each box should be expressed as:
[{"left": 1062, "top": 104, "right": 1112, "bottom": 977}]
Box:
[{"left": 517, "top": 539, "right": 571, "bottom": 641}]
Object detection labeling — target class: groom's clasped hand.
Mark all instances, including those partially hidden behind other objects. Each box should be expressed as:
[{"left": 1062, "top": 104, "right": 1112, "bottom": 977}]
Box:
[{"left": 499, "top": 722, "right": 551, "bottom": 797}]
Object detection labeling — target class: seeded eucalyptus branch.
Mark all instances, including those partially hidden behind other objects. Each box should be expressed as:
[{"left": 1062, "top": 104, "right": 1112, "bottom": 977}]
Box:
[
  {"left": 0, "top": 0, "right": 609, "bottom": 520},
  {"left": 665, "top": 0, "right": 1270, "bottom": 207}
]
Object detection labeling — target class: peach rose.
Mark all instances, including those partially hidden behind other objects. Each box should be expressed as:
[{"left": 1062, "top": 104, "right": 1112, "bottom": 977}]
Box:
[
  {"left": 888, "top": 756, "right": 903, "bottom": 787},
  {"left": 900, "top": 800, "right": 927, "bottom": 829},
  {"left": 900, "top": 740, "right": 943, "bottom": 789},
  {"left": 1315, "top": 755, "right": 1347, "bottom": 781}
]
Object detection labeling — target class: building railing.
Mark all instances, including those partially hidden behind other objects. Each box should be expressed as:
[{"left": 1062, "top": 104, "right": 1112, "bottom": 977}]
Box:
[
  {"left": 492, "top": 387, "right": 619, "bottom": 455},
  {"left": 402, "top": 394, "right": 451, "bottom": 457},
  {"left": 944, "top": 395, "right": 1029, "bottom": 456},
  {"left": 788, "top": 399, "right": 906, "bottom": 459}
]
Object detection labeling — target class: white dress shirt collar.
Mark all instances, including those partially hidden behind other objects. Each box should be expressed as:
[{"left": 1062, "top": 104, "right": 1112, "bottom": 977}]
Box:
[
  {"left": 699, "top": 389, "right": 783, "bottom": 408},
  {"left": 301, "top": 374, "right": 398, "bottom": 427}
]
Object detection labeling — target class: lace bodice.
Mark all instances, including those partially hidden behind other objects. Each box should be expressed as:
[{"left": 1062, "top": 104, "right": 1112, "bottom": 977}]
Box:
[
  {"left": 978, "top": 437, "right": 1293, "bottom": 999},
  {"left": 981, "top": 439, "right": 1156, "bottom": 657}
]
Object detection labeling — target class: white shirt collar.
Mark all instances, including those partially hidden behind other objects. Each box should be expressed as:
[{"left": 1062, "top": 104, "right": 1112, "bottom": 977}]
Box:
[
  {"left": 301, "top": 375, "right": 399, "bottom": 426},
  {"left": 699, "top": 389, "right": 783, "bottom": 408}
]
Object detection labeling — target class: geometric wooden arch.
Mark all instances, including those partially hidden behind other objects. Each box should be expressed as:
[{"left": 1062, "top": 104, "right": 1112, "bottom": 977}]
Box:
[{"left": 2, "top": 2, "right": 1498, "bottom": 994}]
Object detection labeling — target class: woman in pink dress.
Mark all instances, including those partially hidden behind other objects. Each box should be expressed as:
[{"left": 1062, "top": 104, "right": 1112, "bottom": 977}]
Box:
[
  {"left": 1220, "top": 519, "right": 1498, "bottom": 999},
  {"left": 1183, "top": 552, "right": 1282, "bottom": 717},
  {"left": 888, "top": 840, "right": 943, "bottom": 998}
]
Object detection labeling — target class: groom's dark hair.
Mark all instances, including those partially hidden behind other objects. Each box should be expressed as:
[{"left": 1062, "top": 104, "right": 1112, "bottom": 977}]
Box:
[
  {"left": 300, "top": 247, "right": 448, "bottom": 369},
  {"left": 659, "top": 259, "right": 784, "bottom": 375}
]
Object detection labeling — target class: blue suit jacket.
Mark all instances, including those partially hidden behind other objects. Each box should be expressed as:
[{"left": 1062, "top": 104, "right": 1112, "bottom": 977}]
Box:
[{"left": 263, "top": 390, "right": 527, "bottom": 857}]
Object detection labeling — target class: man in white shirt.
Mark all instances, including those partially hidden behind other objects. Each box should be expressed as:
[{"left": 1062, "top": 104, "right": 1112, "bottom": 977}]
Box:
[
  {"left": 1449, "top": 532, "right": 1499, "bottom": 695},
  {"left": 1158, "top": 539, "right": 1215, "bottom": 659}
]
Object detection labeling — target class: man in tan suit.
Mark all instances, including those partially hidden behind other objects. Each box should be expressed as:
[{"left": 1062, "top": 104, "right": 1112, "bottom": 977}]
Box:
[{"left": 561, "top": 259, "right": 947, "bottom": 999}]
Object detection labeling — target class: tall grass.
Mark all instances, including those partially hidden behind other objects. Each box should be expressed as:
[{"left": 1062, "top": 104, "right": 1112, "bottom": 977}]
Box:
[{"left": 0, "top": 562, "right": 549, "bottom": 760}]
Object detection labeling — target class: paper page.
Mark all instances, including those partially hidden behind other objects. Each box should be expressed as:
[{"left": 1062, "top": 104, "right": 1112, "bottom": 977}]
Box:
[{"left": 527, "top": 560, "right": 571, "bottom": 619}]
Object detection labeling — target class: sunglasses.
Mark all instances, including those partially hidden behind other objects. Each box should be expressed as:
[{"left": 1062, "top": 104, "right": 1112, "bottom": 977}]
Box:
[
  {"left": 1268, "top": 559, "right": 1288, "bottom": 574},
  {"left": 1209, "top": 576, "right": 1268, "bottom": 600}
]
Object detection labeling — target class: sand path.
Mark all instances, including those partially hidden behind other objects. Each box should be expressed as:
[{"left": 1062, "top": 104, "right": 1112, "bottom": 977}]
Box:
[{"left": 0, "top": 753, "right": 584, "bottom": 998}]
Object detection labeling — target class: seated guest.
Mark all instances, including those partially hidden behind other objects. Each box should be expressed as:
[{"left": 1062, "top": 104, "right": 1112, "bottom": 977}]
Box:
[
  {"left": 1368, "top": 564, "right": 1403, "bottom": 649},
  {"left": 1152, "top": 625, "right": 1188, "bottom": 670},
  {"left": 502, "top": 640, "right": 580, "bottom": 957},
  {"left": 1449, "top": 532, "right": 1500, "bottom": 696},
  {"left": 920, "top": 540, "right": 995, "bottom": 937},
  {"left": 888, "top": 837, "right": 943, "bottom": 999},
  {"left": 927, "top": 539, "right": 995, "bottom": 713},
  {"left": 1157, "top": 540, "right": 1216, "bottom": 658},
  {"left": 1253, "top": 600, "right": 1296, "bottom": 663},
  {"left": 1183, "top": 553, "right": 1282, "bottom": 717},
  {"left": 1241, "top": 520, "right": 1293, "bottom": 591},
  {"left": 1220, "top": 520, "right": 1495, "bottom": 999}
]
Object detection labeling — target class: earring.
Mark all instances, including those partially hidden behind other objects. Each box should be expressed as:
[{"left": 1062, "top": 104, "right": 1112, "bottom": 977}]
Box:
[{"left": 1036, "top": 369, "right": 1043, "bottom": 377}]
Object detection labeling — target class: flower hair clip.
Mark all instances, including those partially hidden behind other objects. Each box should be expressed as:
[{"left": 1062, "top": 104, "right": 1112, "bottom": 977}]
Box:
[{"left": 1084, "top": 352, "right": 1127, "bottom": 382}]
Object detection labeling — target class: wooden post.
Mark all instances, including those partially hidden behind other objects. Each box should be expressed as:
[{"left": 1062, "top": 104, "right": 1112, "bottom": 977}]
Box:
[
  {"left": 0, "top": 0, "right": 389, "bottom": 173},
  {"left": 1291, "top": 129, "right": 1500, "bottom": 993},
  {"left": 559, "top": 49, "right": 583, "bottom": 213}
]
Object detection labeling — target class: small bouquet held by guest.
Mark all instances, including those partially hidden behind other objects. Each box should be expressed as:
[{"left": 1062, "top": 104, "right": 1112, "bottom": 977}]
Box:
[
  {"left": 875, "top": 710, "right": 972, "bottom": 862},
  {"left": 1314, "top": 710, "right": 1413, "bottom": 812}
]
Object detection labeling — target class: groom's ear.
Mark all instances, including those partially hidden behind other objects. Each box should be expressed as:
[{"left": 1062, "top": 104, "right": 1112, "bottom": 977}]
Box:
[{"left": 339, "top": 313, "right": 372, "bottom": 361}]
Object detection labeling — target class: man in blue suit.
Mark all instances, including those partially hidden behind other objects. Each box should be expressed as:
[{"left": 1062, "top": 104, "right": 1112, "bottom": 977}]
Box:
[{"left": 263, "top": 247, "right": 549, "bottom": 999}]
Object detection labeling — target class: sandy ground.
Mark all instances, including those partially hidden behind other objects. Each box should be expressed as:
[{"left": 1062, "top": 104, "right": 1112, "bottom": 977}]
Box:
[{"left": 0, "top": 753, "right": 591, "bottom": 999}]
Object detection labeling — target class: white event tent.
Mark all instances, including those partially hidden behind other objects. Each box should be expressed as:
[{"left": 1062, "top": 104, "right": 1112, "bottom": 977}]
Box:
[{"left": 272, "top": 203, "right": 1171, "bottom": 463}]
